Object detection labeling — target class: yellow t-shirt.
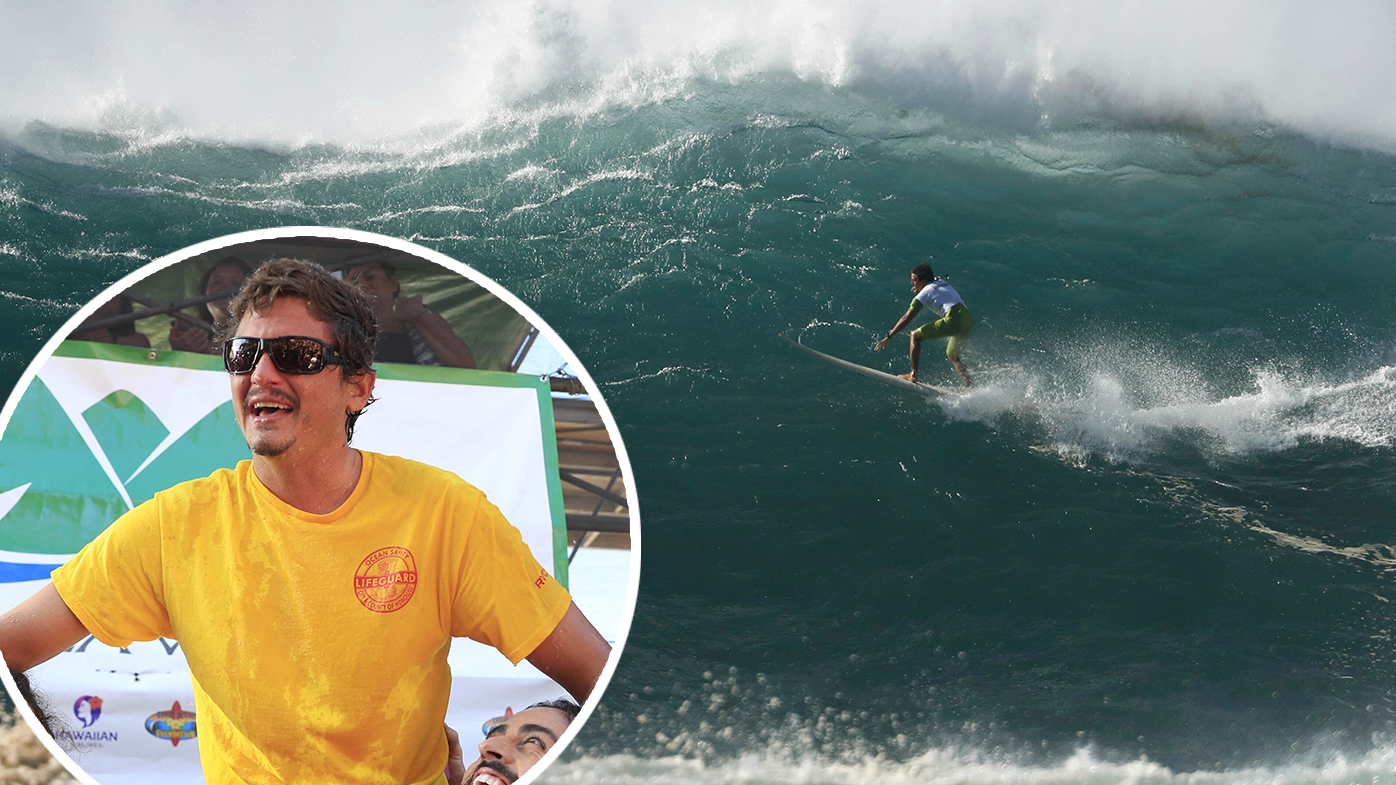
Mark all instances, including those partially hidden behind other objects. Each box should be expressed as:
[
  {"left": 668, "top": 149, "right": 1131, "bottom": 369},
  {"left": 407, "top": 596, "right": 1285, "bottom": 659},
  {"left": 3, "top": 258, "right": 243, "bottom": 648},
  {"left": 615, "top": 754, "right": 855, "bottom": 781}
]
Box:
[{"left": 52, "top": 452, "right": 571, "bottom": 785}]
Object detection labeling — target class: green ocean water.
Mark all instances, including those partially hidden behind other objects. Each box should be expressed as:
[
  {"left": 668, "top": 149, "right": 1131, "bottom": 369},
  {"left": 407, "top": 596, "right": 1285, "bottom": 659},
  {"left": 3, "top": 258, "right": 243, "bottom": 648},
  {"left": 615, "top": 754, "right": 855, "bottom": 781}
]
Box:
[{"left": 4, "top": 4, "right": 1396, "bottom": 781}]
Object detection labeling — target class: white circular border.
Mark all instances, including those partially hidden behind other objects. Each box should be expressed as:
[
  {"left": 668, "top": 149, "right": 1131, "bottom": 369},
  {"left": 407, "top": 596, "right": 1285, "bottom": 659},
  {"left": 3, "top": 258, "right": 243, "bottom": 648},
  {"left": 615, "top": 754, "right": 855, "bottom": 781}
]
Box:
[{"left": 0, "top": 226, "right": 642, "bottom": 785}]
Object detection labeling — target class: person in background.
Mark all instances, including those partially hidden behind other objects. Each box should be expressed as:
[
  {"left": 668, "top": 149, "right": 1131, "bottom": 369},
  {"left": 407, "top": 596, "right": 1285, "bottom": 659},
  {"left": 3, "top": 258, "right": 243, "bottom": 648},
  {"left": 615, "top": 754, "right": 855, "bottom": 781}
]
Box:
[
  {"left": 73, "top": 293, "right": 152, "bottom": 348},
  {"left": 349, "top": 261, "right": 476, "bottom": 368},
  {"left": 169, "top": 256, "right": 252, "bottom": 354},
  {"left": 447, "top": 699, "right": 580, "bottom": 785}
]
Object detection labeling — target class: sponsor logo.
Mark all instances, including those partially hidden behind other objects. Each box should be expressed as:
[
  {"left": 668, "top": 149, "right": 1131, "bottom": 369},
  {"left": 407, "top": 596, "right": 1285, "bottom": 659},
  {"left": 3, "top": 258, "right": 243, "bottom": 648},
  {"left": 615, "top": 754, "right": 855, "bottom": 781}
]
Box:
[
  {"left": 354, "top": 546, "right": 418, "bottom": 613},
  {"left": 482, "top": 706, "right": 514, "bottom": 737},
  {"left": 73, "top": 695, "right": 103, "bottom": 727},
  {"left": 145, "top": 701, "right": 197, "bottom": 746},
  {"left": 534, "top": 568, "right": 550, "bottom": 589}
]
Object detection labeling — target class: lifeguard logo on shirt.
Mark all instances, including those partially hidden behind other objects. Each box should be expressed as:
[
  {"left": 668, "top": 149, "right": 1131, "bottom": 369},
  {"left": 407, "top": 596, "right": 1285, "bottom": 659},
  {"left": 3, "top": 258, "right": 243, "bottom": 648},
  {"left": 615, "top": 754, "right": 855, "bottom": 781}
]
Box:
[
  {"left": 354, "top": 546, "right": 419, "bottom": 613},
  {"left": 145, "top": 701, "right": 197, "bottom": 746}
]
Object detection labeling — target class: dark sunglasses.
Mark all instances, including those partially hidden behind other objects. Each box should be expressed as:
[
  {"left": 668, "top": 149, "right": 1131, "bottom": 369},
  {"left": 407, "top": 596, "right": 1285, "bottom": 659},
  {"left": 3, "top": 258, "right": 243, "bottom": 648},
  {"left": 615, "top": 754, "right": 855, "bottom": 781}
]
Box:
[{"left": 223, "top": 335, "right": 345, "bottom": 375}]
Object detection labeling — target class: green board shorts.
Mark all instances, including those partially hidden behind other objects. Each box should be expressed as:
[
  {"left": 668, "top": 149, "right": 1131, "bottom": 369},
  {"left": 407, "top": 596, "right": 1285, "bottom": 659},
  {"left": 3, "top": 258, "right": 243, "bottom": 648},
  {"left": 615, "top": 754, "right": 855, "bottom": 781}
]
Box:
[{"left": 912, "top": 303, "right": 972, "bottom": 359}]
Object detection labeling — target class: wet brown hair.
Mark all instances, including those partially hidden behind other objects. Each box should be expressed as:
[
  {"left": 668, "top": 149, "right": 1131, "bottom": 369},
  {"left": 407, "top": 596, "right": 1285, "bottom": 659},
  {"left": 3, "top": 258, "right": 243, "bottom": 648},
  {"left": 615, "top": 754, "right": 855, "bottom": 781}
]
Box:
[{"left": 222, "top": 258, "right": 378, "bottom": 441}]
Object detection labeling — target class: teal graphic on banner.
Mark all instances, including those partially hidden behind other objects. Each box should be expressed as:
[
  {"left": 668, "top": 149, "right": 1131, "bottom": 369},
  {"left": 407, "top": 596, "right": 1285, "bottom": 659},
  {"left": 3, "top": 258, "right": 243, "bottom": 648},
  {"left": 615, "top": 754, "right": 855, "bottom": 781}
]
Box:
[
  {"left": 0, "top": 377, "right": 250, "bottom": 560},
  {"left": 82, "top": 389, "right": 169, "bottom": 483}
]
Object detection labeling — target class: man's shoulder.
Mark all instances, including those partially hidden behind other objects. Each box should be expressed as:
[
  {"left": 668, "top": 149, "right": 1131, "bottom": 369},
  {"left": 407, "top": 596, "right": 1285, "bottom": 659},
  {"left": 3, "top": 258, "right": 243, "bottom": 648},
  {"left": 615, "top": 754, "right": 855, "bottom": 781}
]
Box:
[
  {"left": 364, "top": 452, "right": 486, "bottom": 499},
  {"left": 920, "top": 279, "right": 962, "bottom": 300},
  {"left": 151, "top": 461, "right": 253, "bottom": 505}
]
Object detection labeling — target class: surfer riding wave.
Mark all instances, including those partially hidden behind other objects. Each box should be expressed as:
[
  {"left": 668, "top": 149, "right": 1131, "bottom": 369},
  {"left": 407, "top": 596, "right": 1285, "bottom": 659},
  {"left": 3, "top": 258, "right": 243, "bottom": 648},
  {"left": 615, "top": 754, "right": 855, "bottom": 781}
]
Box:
[{"left": 875, "top": 262, "right": 972, "bottom": 387}]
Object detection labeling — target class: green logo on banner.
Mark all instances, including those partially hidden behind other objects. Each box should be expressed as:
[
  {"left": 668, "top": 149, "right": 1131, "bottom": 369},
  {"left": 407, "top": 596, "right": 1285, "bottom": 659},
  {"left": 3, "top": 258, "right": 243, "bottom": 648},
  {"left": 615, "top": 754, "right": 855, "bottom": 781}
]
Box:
[{"left": 0, "top": 379, "right": 251, "bottom": 554}]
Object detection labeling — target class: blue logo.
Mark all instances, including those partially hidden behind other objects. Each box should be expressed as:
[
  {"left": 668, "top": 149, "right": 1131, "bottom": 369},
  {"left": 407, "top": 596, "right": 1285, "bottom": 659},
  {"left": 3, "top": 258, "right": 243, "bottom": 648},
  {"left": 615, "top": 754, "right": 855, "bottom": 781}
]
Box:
[{"left": 74, "top": 695, "right": 103, "bottom": 727}]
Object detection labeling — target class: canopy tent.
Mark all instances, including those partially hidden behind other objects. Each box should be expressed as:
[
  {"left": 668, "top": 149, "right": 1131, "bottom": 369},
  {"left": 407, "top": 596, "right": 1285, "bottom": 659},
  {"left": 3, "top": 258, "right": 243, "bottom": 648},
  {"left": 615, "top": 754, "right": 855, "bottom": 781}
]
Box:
[{"left": 84, "top": 235, "right": 538, "bottom": 373}]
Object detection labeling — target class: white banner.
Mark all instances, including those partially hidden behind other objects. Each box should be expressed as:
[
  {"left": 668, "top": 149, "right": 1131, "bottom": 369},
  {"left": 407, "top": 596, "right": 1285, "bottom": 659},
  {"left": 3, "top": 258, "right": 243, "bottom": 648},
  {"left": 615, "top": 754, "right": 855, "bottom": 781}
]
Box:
[{"left": 0, "top": 346, "right": 570, "bottom": 784}]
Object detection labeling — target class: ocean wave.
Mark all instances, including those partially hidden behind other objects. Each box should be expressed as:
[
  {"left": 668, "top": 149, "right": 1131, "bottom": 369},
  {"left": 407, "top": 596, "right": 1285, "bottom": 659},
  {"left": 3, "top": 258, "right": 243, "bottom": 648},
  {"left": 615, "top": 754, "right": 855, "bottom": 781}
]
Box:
[
  {"left": 0, "top": 184, "right": 86, "bottom": 223},
  {"left": 509, "top": 169, "right": 657, "bottom": 214},
  {"left": 65, "top": 245, "right": 152, "bottom": 263},
  {"left": 365, "top": 205, "right": 489, "bottom": 224},
  {"left": 4, "top": 1, "right": 1394, "bottom": 151},
  {"left": 275, "top": 137, "right": 534, "bottom": 185},
  {"left": 506, "top": 164, "right": 560, "bottom": 182},
  {"left": 604, "top": 364, "right": 728, "bottom": 389},
  {"left": 89, "top": 184, "right": 360, "bottom": 214},
  {"left": 403, "top": 232, "right": 484, "bottom": 244},
  {"left": 0, "top": 291, "right": 79, "bottom": 312},
  {"left": 546, "top": 744, "right": 1396, "bottom": 785}
]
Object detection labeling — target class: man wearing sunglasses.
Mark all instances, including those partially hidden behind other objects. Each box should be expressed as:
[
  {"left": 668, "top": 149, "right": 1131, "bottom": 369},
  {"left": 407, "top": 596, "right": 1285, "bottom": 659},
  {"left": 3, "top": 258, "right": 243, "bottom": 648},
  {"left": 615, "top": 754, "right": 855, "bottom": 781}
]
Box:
[{"left": 0, "top": 259, "right": 610, "bottom": 785}]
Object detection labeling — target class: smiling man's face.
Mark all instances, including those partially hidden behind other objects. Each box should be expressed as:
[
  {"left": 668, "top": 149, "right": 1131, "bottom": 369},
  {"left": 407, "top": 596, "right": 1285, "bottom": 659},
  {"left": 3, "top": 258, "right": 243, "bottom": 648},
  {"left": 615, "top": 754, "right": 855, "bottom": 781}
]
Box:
[
  {"left": 463, "top": 706, "right": 572, "bottom": 785},
  {"left": 230, "top": 297, "right": 370, "bottom": 460}
]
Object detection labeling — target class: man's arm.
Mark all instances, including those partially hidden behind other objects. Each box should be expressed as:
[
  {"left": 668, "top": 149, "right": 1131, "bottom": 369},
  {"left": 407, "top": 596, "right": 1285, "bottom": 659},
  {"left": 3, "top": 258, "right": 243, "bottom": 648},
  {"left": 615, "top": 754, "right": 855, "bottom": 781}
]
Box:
[
  {"left": 411, "top": 310, "right": 476, "bottom": 369},
  {"left": 0, "top": 582, "right": 91, "bottom": 674},
  {"left": 444, "top": 723, "right": 466, "bottom": 785},
  {"left": 395, "top": 296, "right": 477, "bottom": 368},
  {"left": 874, "top": 306, "right": 919, "bottom": 351},
  {"left": 525, "top": 602, "right": 611, "bottom": 704}
]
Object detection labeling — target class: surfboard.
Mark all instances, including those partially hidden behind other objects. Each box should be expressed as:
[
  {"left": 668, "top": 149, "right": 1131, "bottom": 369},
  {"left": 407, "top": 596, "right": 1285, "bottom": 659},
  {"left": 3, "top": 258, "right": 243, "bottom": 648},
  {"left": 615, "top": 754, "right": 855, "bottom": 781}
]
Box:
[{"left": 780, "top": 334, "right": 961, "bottom": 397}]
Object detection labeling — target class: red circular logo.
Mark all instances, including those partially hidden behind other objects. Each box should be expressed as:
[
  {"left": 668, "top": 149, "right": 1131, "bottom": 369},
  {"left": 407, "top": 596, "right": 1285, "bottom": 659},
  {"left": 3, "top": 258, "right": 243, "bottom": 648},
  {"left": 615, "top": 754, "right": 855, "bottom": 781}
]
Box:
[{"left": 353, "top": 547, "right": 418, "bottom": 613}]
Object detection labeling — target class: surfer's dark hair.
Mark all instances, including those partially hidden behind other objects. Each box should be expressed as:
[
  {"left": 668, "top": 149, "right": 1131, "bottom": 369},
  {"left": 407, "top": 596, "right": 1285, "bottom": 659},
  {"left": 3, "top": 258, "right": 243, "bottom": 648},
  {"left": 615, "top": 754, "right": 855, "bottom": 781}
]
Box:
[
  {"left": 524, "top": 698, "right": 581, "bottom": 722},
  {"left": 912, "top": 262, "right": 935, "bottom": 282},
  {"left": 224, "top": 258, "right": 378, "bottom": 443}
]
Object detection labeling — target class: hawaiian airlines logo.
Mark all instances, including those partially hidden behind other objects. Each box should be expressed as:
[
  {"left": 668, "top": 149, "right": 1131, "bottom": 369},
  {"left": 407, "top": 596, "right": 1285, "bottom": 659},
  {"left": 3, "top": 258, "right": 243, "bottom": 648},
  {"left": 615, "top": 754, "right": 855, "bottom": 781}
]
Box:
[
  {"left": 145, "top": 701, "right": 198, "bottom": 746},
  {"left": 354, "top": 546, "right": 418, "bottom": 613},
  {"left": 71, "top": 695, "right": 118, "bottom": 745},
  {"left": 73, "top": 695, "right": 103, "bottom": 727}
]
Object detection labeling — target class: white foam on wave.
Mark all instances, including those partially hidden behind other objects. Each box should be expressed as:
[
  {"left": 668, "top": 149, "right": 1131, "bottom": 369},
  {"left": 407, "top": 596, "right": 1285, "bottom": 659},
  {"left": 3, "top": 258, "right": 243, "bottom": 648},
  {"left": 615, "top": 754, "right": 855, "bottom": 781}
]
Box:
[
  {"left": 64, "top": 244, "right": 153, "bottom": 263},
  {"left": 509, "top": 168, "right": 656, "bottom": 213},
  {"left": 0, "top": 183, "right": 86, "bottom": 222},
  {"left": 544, "top": 743, "right": 1396, "bottom": 785},
  {"left": 2, "top": 1, "right": 1394, "bottom": 150},
  {"left": 364, "top": 205, "right": 488, "bottom": 224},
  {"left": 89, "top": 184, "right": 361, "bottom": 215},
  {"left": 506, "top": 164, "right": 559, "bottom": 182},
  {"left": 942, "top": 361, "right": 1396, "bottom": 464}
]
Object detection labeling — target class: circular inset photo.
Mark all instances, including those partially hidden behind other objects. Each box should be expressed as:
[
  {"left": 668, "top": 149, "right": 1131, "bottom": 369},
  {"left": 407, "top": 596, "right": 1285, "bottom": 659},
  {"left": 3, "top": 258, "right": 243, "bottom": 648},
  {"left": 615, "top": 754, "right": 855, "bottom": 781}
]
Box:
[{"left": 0, "top": 228, "right": 639, "bottom": 785}]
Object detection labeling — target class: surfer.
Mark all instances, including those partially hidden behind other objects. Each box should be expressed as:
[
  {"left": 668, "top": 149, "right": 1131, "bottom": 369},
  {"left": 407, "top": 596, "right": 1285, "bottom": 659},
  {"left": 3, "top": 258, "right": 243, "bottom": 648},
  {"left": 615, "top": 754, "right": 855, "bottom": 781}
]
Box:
[{"left": 874, "top": 262, "right": 972, "bottom": 387}]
